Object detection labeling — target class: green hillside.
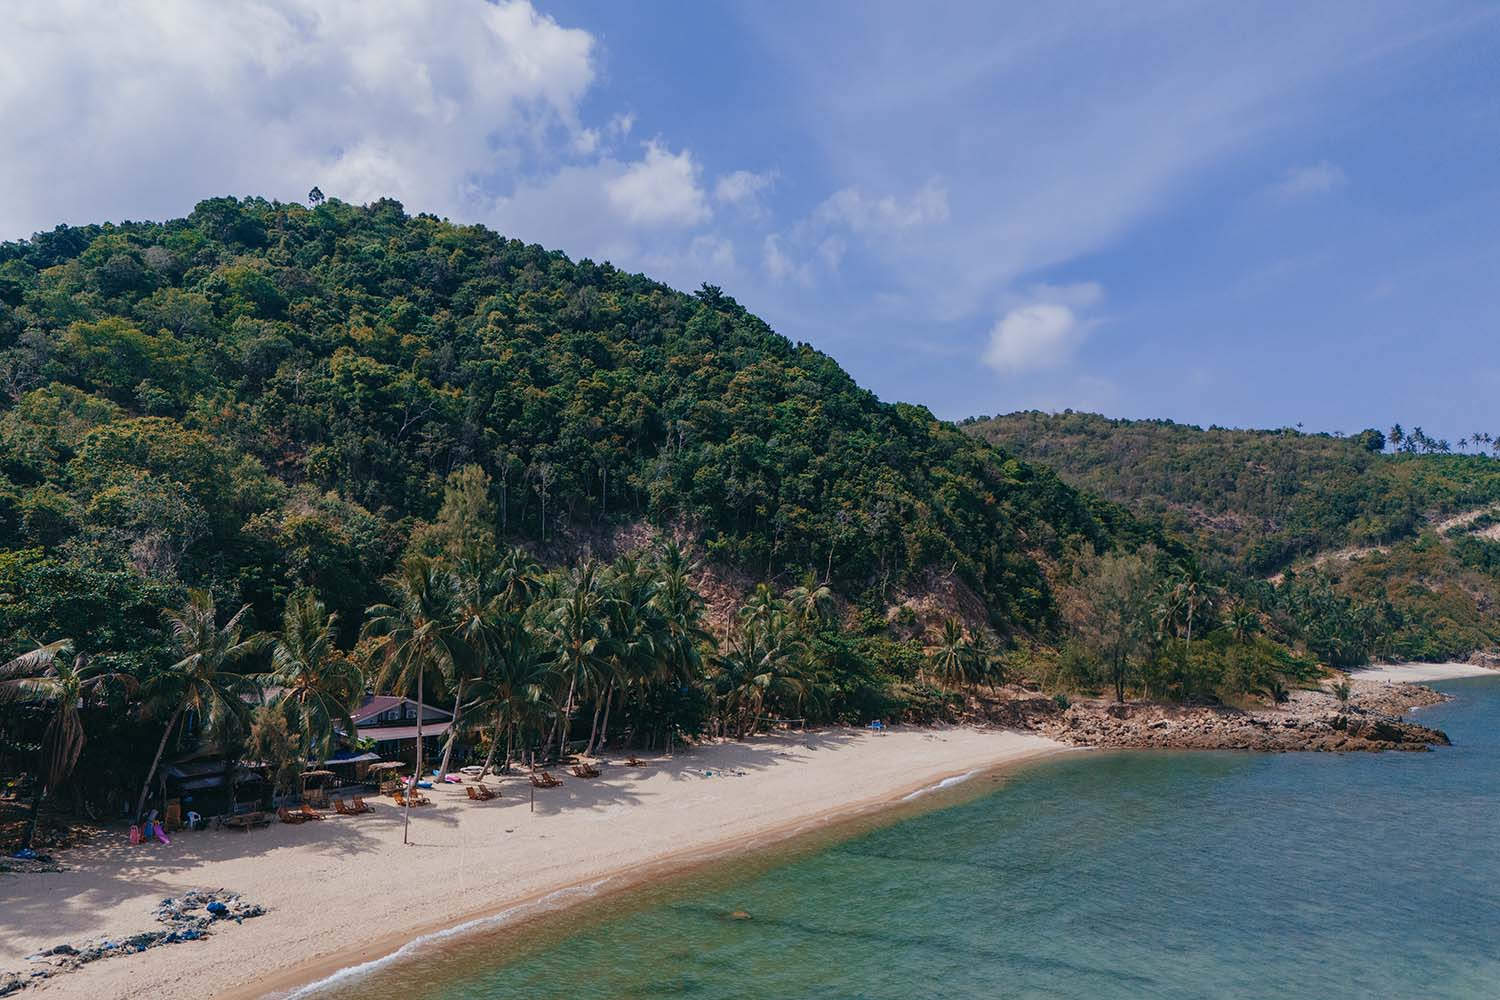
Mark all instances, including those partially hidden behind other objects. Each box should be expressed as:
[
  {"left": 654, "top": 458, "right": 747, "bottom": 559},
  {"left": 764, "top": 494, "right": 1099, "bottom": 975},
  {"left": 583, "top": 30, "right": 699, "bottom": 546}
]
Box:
[
  {"left": 0, "top": 197, "right": 1140, "bottom": 663},
  {"left": 965, "top": 410, "right": 1500, "bottom": 660}
]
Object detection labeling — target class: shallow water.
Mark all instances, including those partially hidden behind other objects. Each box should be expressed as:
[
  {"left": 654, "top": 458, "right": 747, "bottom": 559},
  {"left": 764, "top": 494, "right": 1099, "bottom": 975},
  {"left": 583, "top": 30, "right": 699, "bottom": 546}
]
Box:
[{"left": 307, "top": 677, "right": 1500, "bottom": 999}]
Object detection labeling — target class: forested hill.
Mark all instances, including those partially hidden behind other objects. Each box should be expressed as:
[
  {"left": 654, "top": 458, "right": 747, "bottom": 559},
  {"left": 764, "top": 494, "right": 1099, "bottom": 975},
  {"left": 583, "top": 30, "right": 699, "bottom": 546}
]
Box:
[
  {"left": 0, "top": 197, "right": 1140, "bottom": 658},
  {"left": 965, "top": 410, "right": 1500, "bottom": 659}
]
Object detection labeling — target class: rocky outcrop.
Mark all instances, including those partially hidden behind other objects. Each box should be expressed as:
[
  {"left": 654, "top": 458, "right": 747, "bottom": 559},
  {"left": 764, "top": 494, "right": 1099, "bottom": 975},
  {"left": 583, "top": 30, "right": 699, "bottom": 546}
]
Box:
[
  {"left": 1035, "top": 701, "right": 1448, "bottom": 752},
  {"left": 966, "top": 680, "right": 1451, "bottom": 753}
]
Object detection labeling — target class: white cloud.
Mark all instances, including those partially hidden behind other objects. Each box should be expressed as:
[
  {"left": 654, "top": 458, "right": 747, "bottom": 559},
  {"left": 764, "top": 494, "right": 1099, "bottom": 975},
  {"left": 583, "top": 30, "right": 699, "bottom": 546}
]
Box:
[
  {"left": 604, "top": 141, "right": 711, "bottom": 226},
  {"left": 814, "top": 179, "right": 949, "bottom": 232},
  {"left": 983, "top": 283, "right": 1103, "bottom": 375},
  {"left": 763, "top": 233, "right": 811, "bottom": 285},
  {"left": 715, "top": 169, "right": 776, "bottom": 205},
  {"left": 1271, "top": 161, "right": 1348, "bottom": 199},
  {"left": 735, "top": 4, "right": 1465, "bottom": 328},
  {"left": 0, "top": 0, "right": 599, "bottom": 237}
]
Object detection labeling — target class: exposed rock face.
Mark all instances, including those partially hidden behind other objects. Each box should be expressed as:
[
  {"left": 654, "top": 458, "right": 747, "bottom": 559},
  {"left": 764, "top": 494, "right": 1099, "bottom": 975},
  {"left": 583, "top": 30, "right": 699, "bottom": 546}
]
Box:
[
  {"left": 1467, "top": 649, "right": 1500, "bottom": 670},
  {"left": 1035, "top": 701, "right": 1448, "bottom": 753},
  {"left": 965, "top": 680, "right": 1451, "bottom": 753}
]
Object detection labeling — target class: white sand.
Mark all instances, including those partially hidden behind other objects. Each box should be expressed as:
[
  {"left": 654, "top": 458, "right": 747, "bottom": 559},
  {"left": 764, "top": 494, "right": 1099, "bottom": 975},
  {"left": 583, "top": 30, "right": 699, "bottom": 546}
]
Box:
[
  {"left": 0, "top": 727, "right": 1062, "bottom": 999},
  {"left": 1347, "top": 662, "right": 1499, "bottom": 683}
]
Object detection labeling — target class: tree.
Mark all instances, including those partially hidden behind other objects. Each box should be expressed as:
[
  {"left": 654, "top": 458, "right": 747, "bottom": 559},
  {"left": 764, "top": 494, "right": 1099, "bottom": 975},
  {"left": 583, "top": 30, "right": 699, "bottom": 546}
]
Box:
[
  {"left": 1070, "top": 551, "right": 1158, "bottom": 702},
  {"left": 1354, "top": 428, "right": 1385, "bottom": 453},
  {"left": 135, "top": 591, "right": 261, "bottom": 824},
  {"left": 0, "top": 640, "right": 133, "bottom": 849},
  {"left": 925, "top": 619, "right": 976, "bottom": 689},
  {"left": 307, "top": 187, "right": 325, "bottom": 206},
  {"left": 363, "top": 556, "right": 462, "bottom": 842},
  {"left": 540, "top": 562, "right": 614, "bottom": 760},
  {"left": 785, "top": 571, "right": 835, "bottom": 627},
  {"left": 246, "top": 704, "right": 301, "bottom": 803},
  {"left": 261, "top": 590, "right": 361, "bottom": 765},
  {"left": 714, "top": 594, "right": 817, "bottom": 737}
]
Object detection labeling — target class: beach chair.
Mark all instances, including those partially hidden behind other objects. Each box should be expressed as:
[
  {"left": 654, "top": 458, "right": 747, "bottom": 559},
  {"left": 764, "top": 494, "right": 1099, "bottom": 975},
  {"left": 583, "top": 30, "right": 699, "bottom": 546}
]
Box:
[
  {"left": 625, "top": 756, "right": 646, "bottom": 767},
  {"left": 351, "top": 796, "right": 373, "bottom": 814},
  {"left": 332, "top": 798, "right": 353, "bottom": 815},
  {"left": 473, "top": 783, "right": 497, "bottom": 800},
  {"left": 278, "top": 806, "right": 307, "bottom": 825},
  {"left": 569, "top": 763, "right": 600, "bottom": 779},
  {"left": 530, "top": 771, "right": 563, "bottom": 788},
  {"left": 299, "top": 803, "right": 326, "bottom": 821}
]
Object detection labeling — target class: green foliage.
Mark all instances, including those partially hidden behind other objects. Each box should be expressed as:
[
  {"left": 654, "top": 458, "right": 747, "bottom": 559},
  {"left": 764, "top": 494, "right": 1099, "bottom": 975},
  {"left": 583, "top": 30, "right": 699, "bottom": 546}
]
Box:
[{"left": 970, "top": 410, "right": 1500, "bottom": 663}]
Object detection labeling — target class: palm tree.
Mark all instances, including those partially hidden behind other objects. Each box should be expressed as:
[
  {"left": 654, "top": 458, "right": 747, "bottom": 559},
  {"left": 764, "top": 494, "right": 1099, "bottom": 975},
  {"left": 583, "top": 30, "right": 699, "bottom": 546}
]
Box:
[
  {"left": 785, "top": 571, "right": 835, "bottom": 627},
  {"left": 135, "top": 590, "right": 261, "bottom": 824},
  {"left": 261, "top": 590, "right": 361, "bottom": 766},
  {"left": 715, "top": 599, "right": 816, "bottom": 737},
  {"left": 1226, "top": 601, "right": 1261, "bottom": 645},
  {"left": 363, "top": 556, "right": 462, "bottom": 842},
  {"left": 0, "top": 640, "right": 133, "bottom": 849},
  {"left": 587, "top": 555, "right": 664, "bottom": 756},
  {"left": 468, "top": 619, "right": 551, "bottom": 775},
  {"left": 926, "top": 619, "right": 974, "bottom": 688},
  {"left": 540, "top": 562, "right": 615, "bottom": 761}
]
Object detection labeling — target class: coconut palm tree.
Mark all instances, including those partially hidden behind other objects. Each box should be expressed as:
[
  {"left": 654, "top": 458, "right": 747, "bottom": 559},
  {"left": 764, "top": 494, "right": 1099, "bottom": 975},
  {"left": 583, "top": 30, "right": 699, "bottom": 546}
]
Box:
[
  {"left": 926, "top": 619, "right": 975, "bottom": 688},
  {"left": 540, "top": 561, "right": 615, "bottom": 761},
  {"left": 468, "top": 619, "right": 551, "bottom": 775},
  {"left": 135, "top": 590, "right": 261, "bottom": 824},
  {"left": 716, "top": 601, "right": 815, "bottom": 737},
  {"left": 785, "top": 571, "right": 835, "bottom": 627},
  {"left": 261, "top": 590, "right": 362, "bottom": 766},
  {"left": 0, "top": 640, "right": 134, "bottom": 849},
  {"left": 363, "top": 556, "right": 462, "bottom": 842}
]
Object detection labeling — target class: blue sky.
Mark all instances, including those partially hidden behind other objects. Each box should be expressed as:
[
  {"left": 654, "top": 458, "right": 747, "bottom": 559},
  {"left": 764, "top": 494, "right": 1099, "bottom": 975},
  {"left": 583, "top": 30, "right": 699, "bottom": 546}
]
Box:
[{"left": 2, "top": 1, "right": 1496, "bottom": 440}]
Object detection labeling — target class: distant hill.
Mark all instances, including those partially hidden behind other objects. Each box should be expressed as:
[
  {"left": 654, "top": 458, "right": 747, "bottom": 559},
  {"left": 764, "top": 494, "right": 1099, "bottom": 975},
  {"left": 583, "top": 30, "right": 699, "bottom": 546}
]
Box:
[
  {"left": 965, "top": 411, "right": 1500, "bottom": 659},
  {"left": 0, "top": 197, "right": 1143, "bottom": 656}
]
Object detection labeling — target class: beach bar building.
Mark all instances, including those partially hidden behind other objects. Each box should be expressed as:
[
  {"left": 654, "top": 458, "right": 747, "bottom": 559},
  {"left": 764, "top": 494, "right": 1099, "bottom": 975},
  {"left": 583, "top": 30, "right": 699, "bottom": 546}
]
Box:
[{"left": 348, "top": 694, "right": 454, "bottom": 766}]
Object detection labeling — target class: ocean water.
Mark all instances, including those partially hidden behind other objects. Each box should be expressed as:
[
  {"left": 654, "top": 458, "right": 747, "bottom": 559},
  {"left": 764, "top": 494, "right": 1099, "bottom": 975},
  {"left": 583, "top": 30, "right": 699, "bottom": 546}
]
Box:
[{"left": 307, "top": 677, "right": 1499, "bottom": 1000}]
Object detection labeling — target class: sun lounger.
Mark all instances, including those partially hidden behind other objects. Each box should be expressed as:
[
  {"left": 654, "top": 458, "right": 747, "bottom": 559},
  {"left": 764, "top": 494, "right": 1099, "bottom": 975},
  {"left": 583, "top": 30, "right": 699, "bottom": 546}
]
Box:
[
  {"left": 351, "top": 796, "right": 373, "bottom": 813},
  {"left": 625, "top": 756, "right": 647, "bottom": 767},
  {"left": 530, "top": 771, "right": 563, "bottom": 788},
  {"left": 569, "top": 763, "right": 600, "bottom": 779},
  {"left": 299, "top": 803, "right": 326, "bottom": 821},
  {"left": 278, "top": 806, "right": 307, "bottom": 825},
  {"left": 466, "top": 783, "right": 497, "bottom": 801},
  {"left": 222, "top": 811, "right": 269, "bottom": 831}
]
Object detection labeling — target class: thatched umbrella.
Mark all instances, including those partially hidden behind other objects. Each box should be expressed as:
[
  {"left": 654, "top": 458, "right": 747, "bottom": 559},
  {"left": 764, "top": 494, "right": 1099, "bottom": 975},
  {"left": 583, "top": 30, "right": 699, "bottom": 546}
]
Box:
[{"left": 300, "top": 769, "right": 335, "bottom": 805}]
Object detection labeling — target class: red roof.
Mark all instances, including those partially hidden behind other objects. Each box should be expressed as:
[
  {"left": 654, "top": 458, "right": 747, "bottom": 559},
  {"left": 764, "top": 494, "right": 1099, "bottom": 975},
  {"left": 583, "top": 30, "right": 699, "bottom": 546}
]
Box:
[{"left": 351, "top": 694, "right": 453, "bottom": 726}]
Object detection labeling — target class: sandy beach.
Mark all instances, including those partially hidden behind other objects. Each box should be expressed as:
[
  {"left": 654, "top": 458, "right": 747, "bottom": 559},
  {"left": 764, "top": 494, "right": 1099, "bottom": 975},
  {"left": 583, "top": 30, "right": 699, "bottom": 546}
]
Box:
[
  {"left": 1347, "top": 662, "right": 1499, "bottom": 683},
  {"left": 1, "top": 727, "right": 1063, "bottom": 1000}
]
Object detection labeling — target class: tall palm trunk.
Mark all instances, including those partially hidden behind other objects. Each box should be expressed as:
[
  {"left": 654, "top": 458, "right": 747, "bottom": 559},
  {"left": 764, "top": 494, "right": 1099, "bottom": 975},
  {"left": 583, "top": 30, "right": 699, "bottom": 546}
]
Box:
[
  {"left": 404, "top": 669, "right": 423, "bottom": 845},
  {"left": 436, "top": 678, "right": 465, "bottom": 780},
  {"left": 598, "top": 686, "right": 616, "bottom": 751},
  {"left": 550, "top": 674, "right": 577, "bottom": 761},
  {"left": 584, "top": 682, "right": 610, "bottom": 756},
  {"left": 134, "top": 702, "right": 185, "bottom": 824},
  {"left": 480, "top": 710, "right": 503, "bottom": 777}
]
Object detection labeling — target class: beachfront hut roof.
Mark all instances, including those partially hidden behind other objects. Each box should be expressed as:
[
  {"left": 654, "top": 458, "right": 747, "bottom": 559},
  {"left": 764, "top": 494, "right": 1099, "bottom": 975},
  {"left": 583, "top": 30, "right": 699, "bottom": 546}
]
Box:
[
  {"left": 325, "top": 751, "right": 381, "bottom": 766},
  {"left": 367, "top": 761, "right": 408, "bottom": 772},
  {"left": 300, "top": 769, "right": 335, "bottom": 778}
]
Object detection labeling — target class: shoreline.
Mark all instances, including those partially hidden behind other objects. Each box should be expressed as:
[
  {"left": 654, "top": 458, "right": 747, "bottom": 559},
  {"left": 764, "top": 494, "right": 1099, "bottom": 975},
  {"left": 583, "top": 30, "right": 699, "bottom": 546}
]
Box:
[
  {"left": 246, "top": 743, "right": 1071, "bottom": 1000},
  {"left": 0, "top": 727, "right": 1065, "bottom": 999},
  {"left": 1347, "top": 661, "right": 1499, "bottom": 683}
]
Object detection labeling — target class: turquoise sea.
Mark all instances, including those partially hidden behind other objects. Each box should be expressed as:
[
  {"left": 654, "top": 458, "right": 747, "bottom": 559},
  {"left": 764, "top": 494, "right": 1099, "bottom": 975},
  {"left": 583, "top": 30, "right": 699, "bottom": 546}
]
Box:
[{"left": 306, "top": 677, "right": 1499, "bottom": 999}]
